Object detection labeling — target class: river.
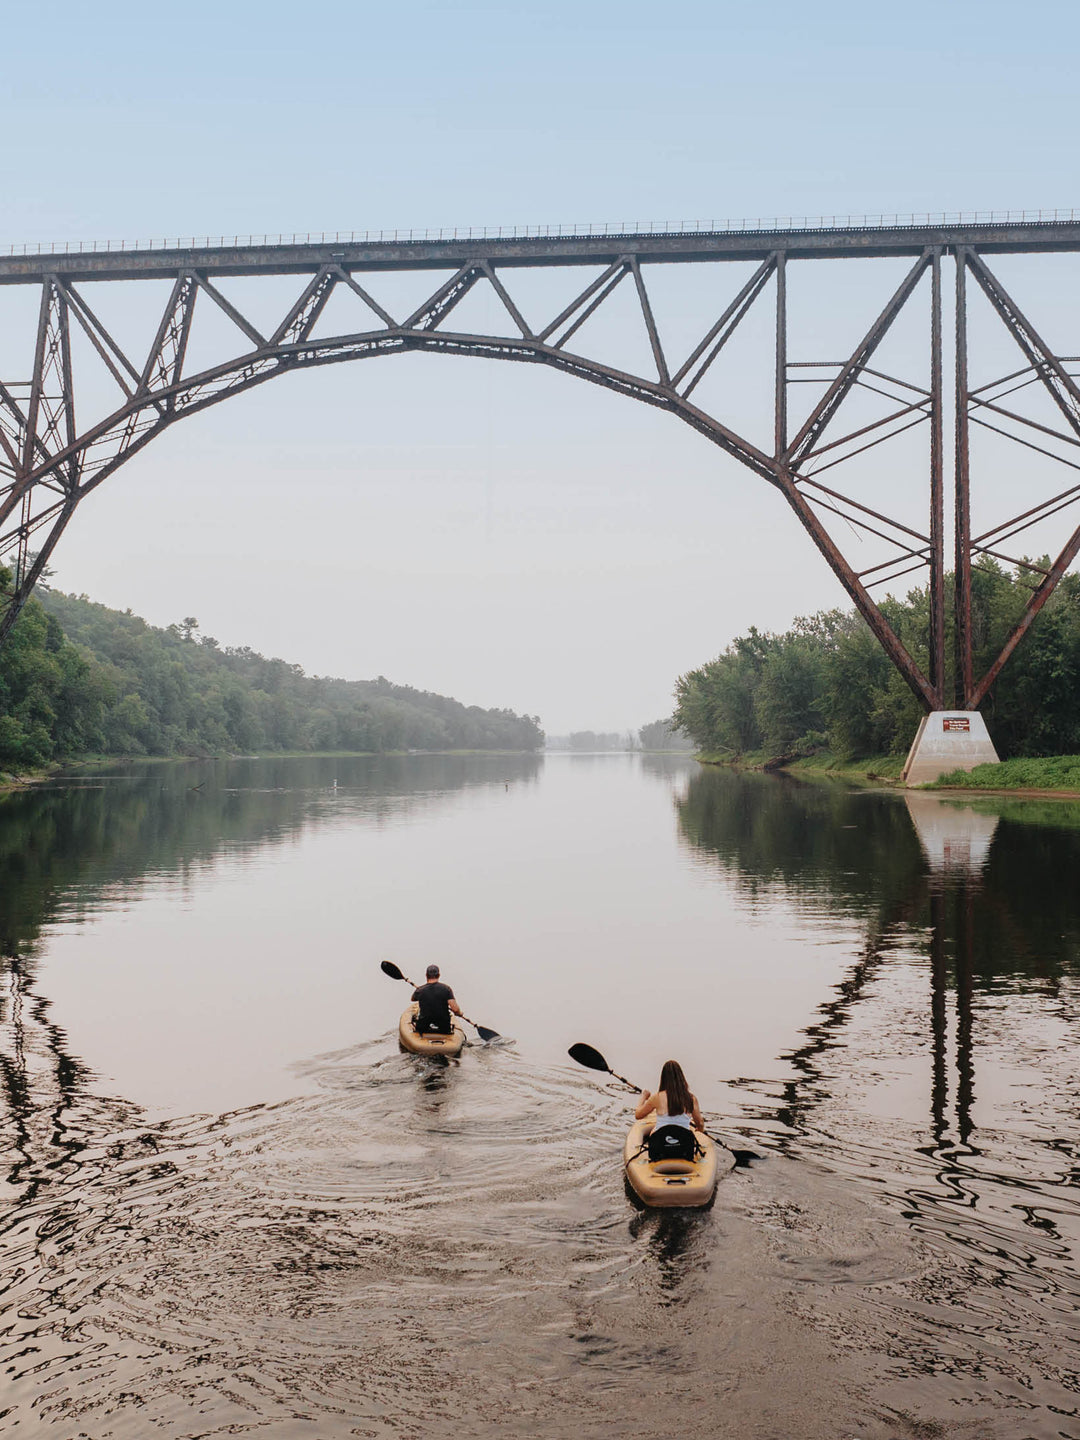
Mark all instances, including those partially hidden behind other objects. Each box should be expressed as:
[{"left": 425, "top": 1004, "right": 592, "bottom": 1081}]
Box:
[{"left": 1, "top": 754, "right": 1078, "bottom": 1438}]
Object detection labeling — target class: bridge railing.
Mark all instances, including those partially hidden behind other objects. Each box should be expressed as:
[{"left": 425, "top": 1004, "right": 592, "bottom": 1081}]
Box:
[{"left": 5, "top": 209, "right": 1080, "bottom": 257}]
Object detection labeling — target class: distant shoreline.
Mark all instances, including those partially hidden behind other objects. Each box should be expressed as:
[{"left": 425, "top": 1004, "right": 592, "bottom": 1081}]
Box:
[{"left": 0, "top": 748, "right": 543, "bottom": 794}]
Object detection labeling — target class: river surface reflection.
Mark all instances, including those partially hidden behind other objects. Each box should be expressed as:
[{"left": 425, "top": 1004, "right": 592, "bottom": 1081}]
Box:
[{"left": 1, "top": 754, "right": 1078, "bottom": 1437}]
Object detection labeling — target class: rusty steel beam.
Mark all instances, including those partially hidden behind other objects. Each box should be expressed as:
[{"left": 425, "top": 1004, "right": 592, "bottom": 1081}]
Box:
[
  {"left": 954, "top": 252, "right": 974, "bottom": 707},
  {"left": 268, "top": 267, "right": 337, "bottom": 348},
  {"left": 629, "top": 258, "right": 670, "bottom": 387},
  {"left": 775, "top": 252, "right": 787, "bottom": 459},
  {"left": 7, "top": 219, "right": 1080, "bottom": 287},
  {"left": 548, "top": 263, "right": 629, "bottom": 350},
  {"left": 783, "top": 251, "right": 932, "bottom": 469},
  {"left": 480, "top": 261, "right": 533, "bottom": 339},
  {"left": 138, "top": 274, "right": 197, "bottom": 397},
  {"left": 772, "top": 463, "right": 937, "bottom": 709},
  {"left": 929, "top": 251, "right": 946, "bottom": 708},
  {"left": 60, "top": 279, "right": 139, "bottom": 396},
  {"left": 673, "top": 253, "right": 777, "bottom": 393},
  {"left": 402, "top": 265, "right": 484, "bottom": 331},
  {"left": 968, "top": 523, "right": 1080, "bottom": 709},
  {"left": 0, "top": 498, "right": 79, "bottom": 646},
  {"left": 964, "top": 250, "right": 1080, "bottom": 439},
  {"left": 956, "top": 250, "right": 1080, "bottom": 706}
]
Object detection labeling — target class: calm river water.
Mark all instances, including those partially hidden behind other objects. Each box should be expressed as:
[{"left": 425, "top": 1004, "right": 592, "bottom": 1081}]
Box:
[{"left": 1, "top": 754, "right": 1078, "bottom": 1438}]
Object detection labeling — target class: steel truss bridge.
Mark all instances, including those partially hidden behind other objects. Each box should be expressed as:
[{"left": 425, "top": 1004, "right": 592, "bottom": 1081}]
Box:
[{"left": 3, "top": 218, "right": 1080, "bottom": 710}]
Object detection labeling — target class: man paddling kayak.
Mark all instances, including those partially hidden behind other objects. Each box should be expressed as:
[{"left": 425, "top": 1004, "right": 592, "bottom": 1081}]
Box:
[{"left": 411, "top": 964, "right": 463, "bottom": 1035}]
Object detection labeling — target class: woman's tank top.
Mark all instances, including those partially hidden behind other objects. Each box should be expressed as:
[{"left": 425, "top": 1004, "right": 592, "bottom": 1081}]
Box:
[
  {"left": 652, "top": 1090, "right": 694, "bottom": 1130},
  {"left": 653, "top": 1111, "right": 692, "bottom": 1130}
]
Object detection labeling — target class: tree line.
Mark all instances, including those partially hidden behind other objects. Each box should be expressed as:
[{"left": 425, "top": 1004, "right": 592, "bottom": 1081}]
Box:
[
  {"left": 0, "top": 569, "right": 543, "bottom": 769},
  {"left": 672, "top": 562, "right": 1080, "bottom": 761},
  {"left": 544, "top": 722, "right": 693, "bottom": 752}
]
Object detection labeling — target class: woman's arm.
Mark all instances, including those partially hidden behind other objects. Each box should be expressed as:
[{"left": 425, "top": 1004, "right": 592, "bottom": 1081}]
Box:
[
  {"left": 634, "top": 1089, "right": 658, "bottom": 1121},
  {"left": 691, "top": 1095, "right": 704, "bottom": 1130}
]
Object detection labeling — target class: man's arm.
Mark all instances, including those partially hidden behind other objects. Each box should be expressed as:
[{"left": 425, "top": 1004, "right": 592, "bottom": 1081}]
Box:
[{"left": 448, "top": 998, "right": 462, "bottom": 1016}]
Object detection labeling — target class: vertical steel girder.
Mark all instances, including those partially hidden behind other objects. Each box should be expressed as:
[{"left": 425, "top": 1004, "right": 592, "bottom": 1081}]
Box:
[
  {"left": 1, "top": 246, "right": 1079, "bottom": 712},
  {"left": 929, "top": 253, "right": 946, "bottom": 703},
  {"left": 954, "top": 253, "right": 974, "bottom": 707}
]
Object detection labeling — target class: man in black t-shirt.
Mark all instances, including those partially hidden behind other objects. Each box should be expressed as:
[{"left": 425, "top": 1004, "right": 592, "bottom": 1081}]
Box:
[{"left": 411, "top": 964, "right": 463, "bottom": 1034}]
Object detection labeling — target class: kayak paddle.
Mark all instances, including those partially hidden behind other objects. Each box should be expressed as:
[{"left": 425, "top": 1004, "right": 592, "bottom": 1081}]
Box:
[
  {"left": 381, "top": 960, "right": 501, "bottom": 1042},
  {"left": 568, "top": 1041, "right": 642, "bottom": 1092},
  {"left": 568, "top": 1042, "right": 760, "bottom": 1164}
]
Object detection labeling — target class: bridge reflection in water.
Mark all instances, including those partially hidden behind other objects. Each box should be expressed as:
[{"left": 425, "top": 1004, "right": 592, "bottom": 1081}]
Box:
[
  {"left": 675, "top": 766, "right": 1079, "bottom": 1146},
  {"left": 905, "top": 792, "right": 1000, "bottom": 1147}
]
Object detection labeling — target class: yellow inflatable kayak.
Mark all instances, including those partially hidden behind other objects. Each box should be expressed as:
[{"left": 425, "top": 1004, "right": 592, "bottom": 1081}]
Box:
[
  {"left": 398, "top": 1004, "right": 466, "bottom": 1057},
  {"left": 623, "top": 1118, "right": 727, "bottom": 1207}
]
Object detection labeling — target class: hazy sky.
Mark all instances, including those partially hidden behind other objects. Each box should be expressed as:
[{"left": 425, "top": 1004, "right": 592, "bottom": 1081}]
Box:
[{"left": 3, "top": 1, "right": 1079, "bottom": 732}]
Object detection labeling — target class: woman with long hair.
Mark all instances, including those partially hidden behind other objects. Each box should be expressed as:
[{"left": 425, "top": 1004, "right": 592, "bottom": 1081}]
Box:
[{"left": 634, "top": 1059, "right": 704, "bottom": 1134}]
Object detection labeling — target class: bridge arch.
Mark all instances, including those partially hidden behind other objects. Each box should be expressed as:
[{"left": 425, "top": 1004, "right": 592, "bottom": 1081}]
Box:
[{"left": 3, "top": 223, "right": 1080, "bottom": 712}]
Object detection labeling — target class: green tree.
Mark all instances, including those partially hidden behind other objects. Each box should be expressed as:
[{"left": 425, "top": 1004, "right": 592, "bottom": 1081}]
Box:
[{"left": 672, "top": 565, "right": 1080, "bottom": 762}]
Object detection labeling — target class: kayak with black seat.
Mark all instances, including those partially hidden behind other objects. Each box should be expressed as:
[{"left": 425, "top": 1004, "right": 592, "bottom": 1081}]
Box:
[
  {"left": 398, "top": 1003, "right": 466, "bottom": 1057},
  {"left": 623, "top": 1117, "right": 728, "bottom": 1207}
]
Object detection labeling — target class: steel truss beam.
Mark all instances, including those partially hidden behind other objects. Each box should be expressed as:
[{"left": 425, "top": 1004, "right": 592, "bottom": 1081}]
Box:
[{"left": 1, "top": 239, "right": 1078, "bottom": 715}]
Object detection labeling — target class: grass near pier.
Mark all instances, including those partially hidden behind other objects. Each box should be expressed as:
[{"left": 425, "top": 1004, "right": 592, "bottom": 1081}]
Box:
[
  {"left": 924, "top": 755, "right": 1080, "bottom": 792},
  {"left": 694, "top": 747, "right": 1080, "bottom": 795}
]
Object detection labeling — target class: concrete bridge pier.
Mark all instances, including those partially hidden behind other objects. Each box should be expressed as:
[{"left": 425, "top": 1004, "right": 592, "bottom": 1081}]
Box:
[{"left": 902, "top": 712, "right": 999, "bottom": 787}]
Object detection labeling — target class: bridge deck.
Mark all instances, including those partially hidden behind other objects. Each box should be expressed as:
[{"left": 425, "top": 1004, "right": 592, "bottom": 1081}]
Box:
[{"left": 4, "top": 220, "right": 1080, "bottom": 283}]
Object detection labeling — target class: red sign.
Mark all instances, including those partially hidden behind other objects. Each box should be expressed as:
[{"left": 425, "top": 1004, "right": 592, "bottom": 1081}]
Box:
[{"left": 943, "top": 716, "right": 971, "bottom": 732}]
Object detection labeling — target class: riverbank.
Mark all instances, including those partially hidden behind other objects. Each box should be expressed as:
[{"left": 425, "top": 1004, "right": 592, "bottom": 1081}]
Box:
[
  {"left": 694, "top": 748, "right": 1080, "bottom": 794},
  {"left": 0, "top": 764, "right": 55, "bottom": 792},
  {"left": 1, "top": 748, "right": 543, "bottom": 795},
  {"left": 694, "top": 750, "right": 906, "bottom": 784}
]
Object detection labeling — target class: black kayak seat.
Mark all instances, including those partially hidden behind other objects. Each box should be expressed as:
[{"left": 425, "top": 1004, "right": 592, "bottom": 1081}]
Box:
[
  {"left": 414, "top": 1016, "right": 454, "bottom": 1035},
  {"left": 647, "top": 1124, "right": 700, "bottom": 1163}
]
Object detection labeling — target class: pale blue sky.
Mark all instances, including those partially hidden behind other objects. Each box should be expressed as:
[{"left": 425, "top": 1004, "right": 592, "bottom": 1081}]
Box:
[
  {"left": 2, "top": 2, "right": 1078, "bottom": 730},
  {"left": 6, "top": 1, "right": 1074, "bottom": 241}
]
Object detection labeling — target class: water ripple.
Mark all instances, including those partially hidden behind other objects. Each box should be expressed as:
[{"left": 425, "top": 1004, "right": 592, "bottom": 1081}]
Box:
[{"left": 0, "top": 1041, "right": 751, "bottom": 1437}]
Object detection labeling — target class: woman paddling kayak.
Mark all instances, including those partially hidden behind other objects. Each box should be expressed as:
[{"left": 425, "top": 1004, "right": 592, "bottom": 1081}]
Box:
[
  {"left": 634, "top": 1060, "right": 704, "bottom": 1147},
  {"left": 567, "top": 1044, "right": 728, "bottom": 1207},
  {"left": 624, "top": 1059, "right": 719, "bottom": 1206}
]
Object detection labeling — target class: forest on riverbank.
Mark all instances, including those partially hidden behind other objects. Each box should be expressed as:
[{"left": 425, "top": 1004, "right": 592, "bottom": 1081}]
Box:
[
  {"left": 672, "top": 562, "right": 1080, "bottom": 762},
  {"left": 0, "top": 568, "right": 543, "bottom": 769}
]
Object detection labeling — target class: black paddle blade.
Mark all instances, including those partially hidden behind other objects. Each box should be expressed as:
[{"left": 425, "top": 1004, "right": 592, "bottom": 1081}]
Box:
[
  {"left": 568, "top": 1042, "right": 609, "bottom": 1073},
  {"left": 474, "top": 1023, "right": 500, "bottom": 1043},
  {"left": 380, "top": 960, "right": 405, "bottom": 981}
]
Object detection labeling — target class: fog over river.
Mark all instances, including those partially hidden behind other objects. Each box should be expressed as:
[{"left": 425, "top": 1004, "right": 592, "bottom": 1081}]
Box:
[{"left": 1, "top": 754, "right": 1078, "bottom": 1438}]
